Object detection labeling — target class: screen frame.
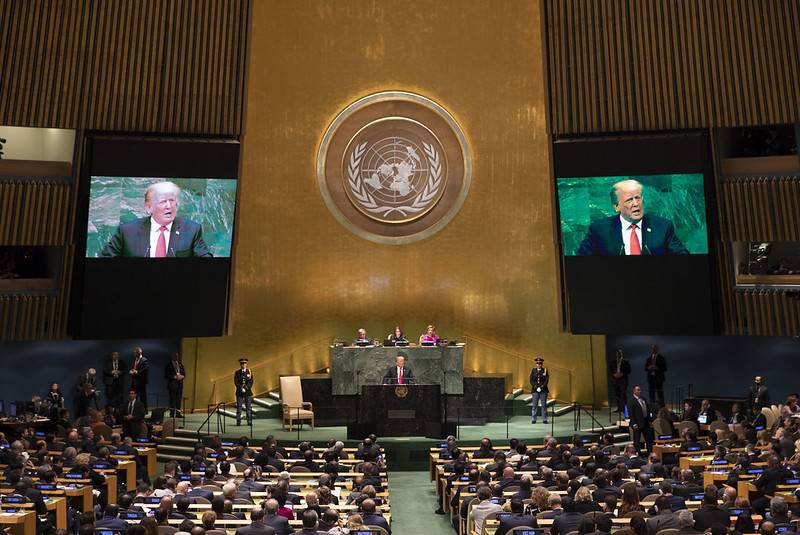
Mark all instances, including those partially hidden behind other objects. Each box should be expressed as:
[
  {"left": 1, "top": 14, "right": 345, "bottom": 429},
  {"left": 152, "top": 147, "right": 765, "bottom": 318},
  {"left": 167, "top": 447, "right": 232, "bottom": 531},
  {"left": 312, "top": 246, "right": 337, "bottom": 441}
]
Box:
[
  {"left": 551, "top": 131, "right": 721, "bottom": 335},
  {"left": 69, "top": 132, "right": 242, "bottom": 339}
]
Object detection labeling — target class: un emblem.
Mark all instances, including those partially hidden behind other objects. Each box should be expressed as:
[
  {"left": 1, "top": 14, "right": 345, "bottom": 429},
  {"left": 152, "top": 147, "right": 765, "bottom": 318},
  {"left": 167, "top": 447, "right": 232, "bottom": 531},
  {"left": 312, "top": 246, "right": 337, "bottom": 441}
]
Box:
[{"left": 317, "top": 92, "right": 472, "bottom": 244}]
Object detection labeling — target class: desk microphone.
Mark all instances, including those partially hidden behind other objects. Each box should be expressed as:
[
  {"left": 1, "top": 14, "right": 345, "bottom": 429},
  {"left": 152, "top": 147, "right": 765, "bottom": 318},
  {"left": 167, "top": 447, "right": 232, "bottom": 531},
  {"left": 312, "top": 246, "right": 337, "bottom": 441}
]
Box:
[
  {"left": 644, "top": 245, "right": 652, "bottom": 255},
  {"left": 619, "top": 244, "right": 625, "bottom": 256}
]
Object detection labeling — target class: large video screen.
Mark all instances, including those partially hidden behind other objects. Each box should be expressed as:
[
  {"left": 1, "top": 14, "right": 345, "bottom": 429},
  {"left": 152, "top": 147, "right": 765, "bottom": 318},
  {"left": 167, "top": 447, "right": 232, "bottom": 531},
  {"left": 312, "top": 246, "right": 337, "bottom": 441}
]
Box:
[
  {"left": 71, "top": 136, "right": 240, "bottom": 339},
  {"left": 87, "top": 177, "right": 236, "bottom": 258},
  {"left": 553, "top": 133, "right": 718, "bottom": 335},
  {"left": 557, "top": 174, "right": 708, "bottom": 257}
]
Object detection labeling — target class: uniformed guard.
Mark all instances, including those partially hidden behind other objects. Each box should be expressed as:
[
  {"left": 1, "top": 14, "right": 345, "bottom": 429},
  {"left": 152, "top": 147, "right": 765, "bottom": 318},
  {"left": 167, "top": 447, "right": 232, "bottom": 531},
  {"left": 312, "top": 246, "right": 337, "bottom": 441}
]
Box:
[
  {"left": 530, "top": 356, "right": 549, "bottom": 424},
  {"left": 234, "top": 358, "right": 254, "bottom": 426}
]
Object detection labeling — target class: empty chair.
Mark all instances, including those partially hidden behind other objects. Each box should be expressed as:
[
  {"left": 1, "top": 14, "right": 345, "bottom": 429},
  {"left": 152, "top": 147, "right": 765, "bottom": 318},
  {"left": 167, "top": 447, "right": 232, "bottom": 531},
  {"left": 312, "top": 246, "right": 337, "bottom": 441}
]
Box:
[{"left": 280, "top": 375, "right": 314, "bottom": 431}]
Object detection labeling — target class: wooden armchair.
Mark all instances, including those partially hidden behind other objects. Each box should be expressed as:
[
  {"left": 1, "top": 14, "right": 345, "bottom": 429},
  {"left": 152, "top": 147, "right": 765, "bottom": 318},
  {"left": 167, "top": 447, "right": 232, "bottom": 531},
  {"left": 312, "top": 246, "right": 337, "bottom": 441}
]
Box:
[{"left": 280, "top": 375, "right": 314, "bottom": 431}]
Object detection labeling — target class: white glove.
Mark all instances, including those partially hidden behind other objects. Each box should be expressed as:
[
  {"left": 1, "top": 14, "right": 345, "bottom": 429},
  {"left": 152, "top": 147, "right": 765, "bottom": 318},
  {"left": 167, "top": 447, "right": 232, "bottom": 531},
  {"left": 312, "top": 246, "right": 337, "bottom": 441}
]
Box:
[{"left": 536, "top": 388, "right": 541, "bottom": 393}]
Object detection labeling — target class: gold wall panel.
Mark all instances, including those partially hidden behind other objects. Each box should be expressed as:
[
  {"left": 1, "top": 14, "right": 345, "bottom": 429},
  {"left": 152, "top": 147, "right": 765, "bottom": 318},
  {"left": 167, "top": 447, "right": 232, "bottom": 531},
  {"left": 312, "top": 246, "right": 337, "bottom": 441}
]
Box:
[
  {"left": 545, "top": 0, "right": 800, "bottom": 134},
  {"left": 185, "top": 0, "right": 607, "bottom": 409}
]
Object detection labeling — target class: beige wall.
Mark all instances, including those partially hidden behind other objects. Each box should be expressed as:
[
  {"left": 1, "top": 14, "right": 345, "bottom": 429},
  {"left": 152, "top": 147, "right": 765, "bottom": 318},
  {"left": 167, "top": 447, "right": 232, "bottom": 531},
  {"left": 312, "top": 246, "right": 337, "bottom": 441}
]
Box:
[{"left": 184, "top": 0, "right": 607, "bottom": 409}]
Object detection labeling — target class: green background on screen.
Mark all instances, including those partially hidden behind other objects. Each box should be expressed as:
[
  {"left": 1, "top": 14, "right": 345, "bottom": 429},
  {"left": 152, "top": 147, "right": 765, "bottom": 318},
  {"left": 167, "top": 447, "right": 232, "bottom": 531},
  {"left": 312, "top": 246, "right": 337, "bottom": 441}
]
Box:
[
  {"left": 87, "top": 176, "right": 237, "bottom": 258},
  {"left": 557, "top": 174, "right": 709, "bottom": 256}
]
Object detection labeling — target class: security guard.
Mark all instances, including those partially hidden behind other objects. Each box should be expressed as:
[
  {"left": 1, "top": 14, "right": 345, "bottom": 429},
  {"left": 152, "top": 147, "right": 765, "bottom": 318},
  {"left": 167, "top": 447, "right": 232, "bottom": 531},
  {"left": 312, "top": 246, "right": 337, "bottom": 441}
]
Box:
[
  {"left": 234, "top": 358, "right": 254, "bottom": 426},
  {"left": 530, "top": 356, "right": 549, "bottom": 424}
]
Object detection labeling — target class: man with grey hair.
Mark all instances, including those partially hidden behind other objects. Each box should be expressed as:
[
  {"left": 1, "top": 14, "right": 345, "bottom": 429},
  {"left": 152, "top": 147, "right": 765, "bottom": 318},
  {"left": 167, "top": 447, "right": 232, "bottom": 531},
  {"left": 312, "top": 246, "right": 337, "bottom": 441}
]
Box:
[
  {"left": 676, "top": 510, "right": 701, "bottom": 535},
  {"left": 537, "top": 493, "right": 564, "bottom": 519},
  {"left": 101, "top": 180, "right": 211, "bottom": 257},
  {"left": 768, "top": 496, "right": 790, "bottom": 525},
  {"left": 576, "top": 178, "right": 688, "bottom": 256}
]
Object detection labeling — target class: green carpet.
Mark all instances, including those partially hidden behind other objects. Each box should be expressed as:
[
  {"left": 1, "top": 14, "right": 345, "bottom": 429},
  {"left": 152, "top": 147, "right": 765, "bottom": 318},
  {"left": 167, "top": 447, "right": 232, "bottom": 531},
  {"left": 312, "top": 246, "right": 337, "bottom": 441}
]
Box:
[
  {"left": 176, "top": 409, "right": 618, "bottom": 470},
  {"left": 180, "top": 409, "right": 616, "bottom": 442},
  {"left": 389, "top": 471, "right": 453, "bottom": 535}
]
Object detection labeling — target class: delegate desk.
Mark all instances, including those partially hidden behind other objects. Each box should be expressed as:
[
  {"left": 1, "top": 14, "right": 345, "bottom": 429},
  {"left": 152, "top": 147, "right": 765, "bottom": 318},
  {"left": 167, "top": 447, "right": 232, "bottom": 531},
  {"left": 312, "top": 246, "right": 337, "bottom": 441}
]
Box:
[
  {"left": 0, "top": 510, "right": 35, "bottom": 535},
  {"left": 330, "top": 343, "right": 464, "bottom": 395}
]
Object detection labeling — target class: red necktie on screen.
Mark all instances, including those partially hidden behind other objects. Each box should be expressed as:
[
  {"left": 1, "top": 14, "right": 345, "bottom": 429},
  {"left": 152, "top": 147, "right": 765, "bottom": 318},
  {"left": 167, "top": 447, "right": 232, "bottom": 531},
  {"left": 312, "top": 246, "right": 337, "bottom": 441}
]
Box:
[
  {"left": 629, "top": 224, "right": 641, "bottom": 255},
  {"left": 155, "top": 226, "right": 167, "bottom": 257},
  {"left": 398, "top": 367, "right": 403, "bottom": 385}
]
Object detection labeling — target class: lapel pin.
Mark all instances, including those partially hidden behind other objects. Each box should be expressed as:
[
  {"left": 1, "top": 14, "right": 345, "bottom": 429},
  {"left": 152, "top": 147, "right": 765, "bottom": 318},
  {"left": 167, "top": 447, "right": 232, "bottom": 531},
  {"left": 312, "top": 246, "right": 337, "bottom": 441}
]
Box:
[
  {"left": 646, "top": 227, "right": 651, "bottom": 232},
  {"left": 175, "top": 231, "right": 180, "bottom": 235}
]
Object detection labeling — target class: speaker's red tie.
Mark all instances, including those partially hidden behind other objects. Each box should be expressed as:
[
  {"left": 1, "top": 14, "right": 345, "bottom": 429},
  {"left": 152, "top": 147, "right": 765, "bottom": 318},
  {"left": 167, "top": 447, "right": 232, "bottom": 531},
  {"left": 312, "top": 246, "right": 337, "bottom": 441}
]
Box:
[
  {"left": 155, "top": 226, "right": 167, "bottom": 257},
  {"left": 629, "top": 223, "right": 641, "bottom": 255}
]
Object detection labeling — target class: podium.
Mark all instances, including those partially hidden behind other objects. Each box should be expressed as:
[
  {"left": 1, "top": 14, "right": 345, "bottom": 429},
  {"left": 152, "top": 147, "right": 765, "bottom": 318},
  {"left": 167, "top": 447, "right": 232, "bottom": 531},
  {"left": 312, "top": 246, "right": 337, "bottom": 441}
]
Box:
[
  {"left": 330, "top": 344, "right": 464, "bottom": 395},
  {"left": 356, "top": 384, "right": 448, "bottom": 438}
]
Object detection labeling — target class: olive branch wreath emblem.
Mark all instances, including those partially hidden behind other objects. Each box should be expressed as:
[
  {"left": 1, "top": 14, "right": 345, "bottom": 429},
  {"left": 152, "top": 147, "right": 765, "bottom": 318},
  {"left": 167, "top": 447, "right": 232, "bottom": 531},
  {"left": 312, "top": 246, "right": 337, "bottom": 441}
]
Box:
[{"left": 347, "top": 140, "right": 443, "bottom": 219}]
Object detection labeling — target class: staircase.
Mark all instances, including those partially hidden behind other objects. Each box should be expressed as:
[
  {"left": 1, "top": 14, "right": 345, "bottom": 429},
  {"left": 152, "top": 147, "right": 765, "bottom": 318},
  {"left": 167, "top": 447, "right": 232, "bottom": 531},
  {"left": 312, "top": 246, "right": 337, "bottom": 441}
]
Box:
[
  {"left": 157, "top": 428, "right": 201, "bottom": 463},
  {"left": 207, "top": 394, "right": 283, "bottom": 422},
  {"left": 157, "top": 394, "right": 282, "bottom": 464},
  {"left": 507, "top": 390, "right": 575, "bottom": 418}
]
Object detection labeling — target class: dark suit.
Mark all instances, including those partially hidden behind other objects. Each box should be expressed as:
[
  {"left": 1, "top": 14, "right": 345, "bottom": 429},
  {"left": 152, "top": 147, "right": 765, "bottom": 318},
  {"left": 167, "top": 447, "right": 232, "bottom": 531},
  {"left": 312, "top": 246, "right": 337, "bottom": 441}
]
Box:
[
  {"left": 234, "top": 521, "right": 276, "bottom": 535},
  {"left": 609, "top": 356, "right": 632, "bottom": 411},
  {"left": 123, "top": 398, "right": 146, "bottom": 439},
  {"left": 551, "top": 511, "right": 584, "bottom": 535},
  {"left": 96, "top": 516, "right": 130, "bottom": 530},
  {"left": 628, "top": 395, "right": 654, "bottom": 453},
  {"left": 576, "top": 214, "right": 689, "bottom": 256},
  {"left": 692, "top": 505, "right": 730, "bottom": 532},
  {"left": 496, "top": 512, "right": 538, "bottom": 535},
  {"left": 644, "top": 352, "right": 667, "bottom": 406},
  {"left": 234, "top": 368, "right": 254, "bottom": 425},
  {"left": 361, "top": 512, "right": 391, "bottom": 534},
  {"left": 647, "top": 511, "right": 679, "bottom": 535},
  {"left": 74, "top": 373, "right": 100, "bottom": 417},
  {"left": 164, "top": 359, "right": 186, "bottom": 412},
  {"left": 187, "top": 488, "right": 215, "bottom": 501},
  {"left": 262, "top": 513, "right": 293, "bottom": 535},
  {"left": 103, "top": 356, "right": 127, "bottom": 408},
  {"left": 382, "top": 365, "right": 415, "bottom": 384},
  {"left": 753, "top": 465, "right": 793, "bottom": 495},
  {"left": 130, "top": 355, "right": 150, "bottom": 408},
  {"left": 748, "top": 384, "right": 770, "bottom": 410},
  {"left": 100, "top": 216, "right": 211, "bottom": 257}
]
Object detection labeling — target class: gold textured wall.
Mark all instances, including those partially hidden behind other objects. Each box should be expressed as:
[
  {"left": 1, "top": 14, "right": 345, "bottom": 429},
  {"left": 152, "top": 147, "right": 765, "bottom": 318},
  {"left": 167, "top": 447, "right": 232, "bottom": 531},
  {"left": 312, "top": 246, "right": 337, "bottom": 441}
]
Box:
[{"left": 184, "top": 0, "right": 607, "bottom": 409}]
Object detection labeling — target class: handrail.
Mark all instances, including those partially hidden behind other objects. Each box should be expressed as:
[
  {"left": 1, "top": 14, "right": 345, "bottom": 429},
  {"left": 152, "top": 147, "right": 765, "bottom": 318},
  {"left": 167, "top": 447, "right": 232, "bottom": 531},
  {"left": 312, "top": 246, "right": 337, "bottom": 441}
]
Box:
[
  {"left": 573, "top": 403, "right": 606, "bottom": 433},
  {"left": 198, "top": 402, "right": 226, "bottom": 437}
]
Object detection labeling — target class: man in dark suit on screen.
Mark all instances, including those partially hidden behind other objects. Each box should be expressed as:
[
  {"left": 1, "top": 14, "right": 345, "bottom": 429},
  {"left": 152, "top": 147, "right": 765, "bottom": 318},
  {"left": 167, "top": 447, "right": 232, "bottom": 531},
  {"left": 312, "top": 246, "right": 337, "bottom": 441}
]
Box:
[
  {"left": 382, "top": 355, "right": 415, "bottom": 384},
  {"left": 576, "top": 179, "right": 689, "bottom": 256},
  {"left": 628, "top": 384, "right": 654, "bottom": 454},
  {"left": 100, "top": 181, "right": 212, "bottom": 257}
]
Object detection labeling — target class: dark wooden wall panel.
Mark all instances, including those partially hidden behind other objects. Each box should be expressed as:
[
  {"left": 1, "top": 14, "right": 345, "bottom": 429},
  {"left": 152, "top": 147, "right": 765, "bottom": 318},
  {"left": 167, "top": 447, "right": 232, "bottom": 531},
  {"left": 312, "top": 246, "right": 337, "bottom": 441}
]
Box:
[
  {"left": 0, "top": 0, "right": 249, "bottom": 134},
  {"left": 545, "top": 0, "right": 800, "bottom": 135},
  {"left": 0, "top": 0, "right": 250, "bottom": 339},
  {"left": 0, "top": 180, "right": 71, "bottom": 245},
  {"left": 718, "top": 177, "right": 800, "bottom": 242}
]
